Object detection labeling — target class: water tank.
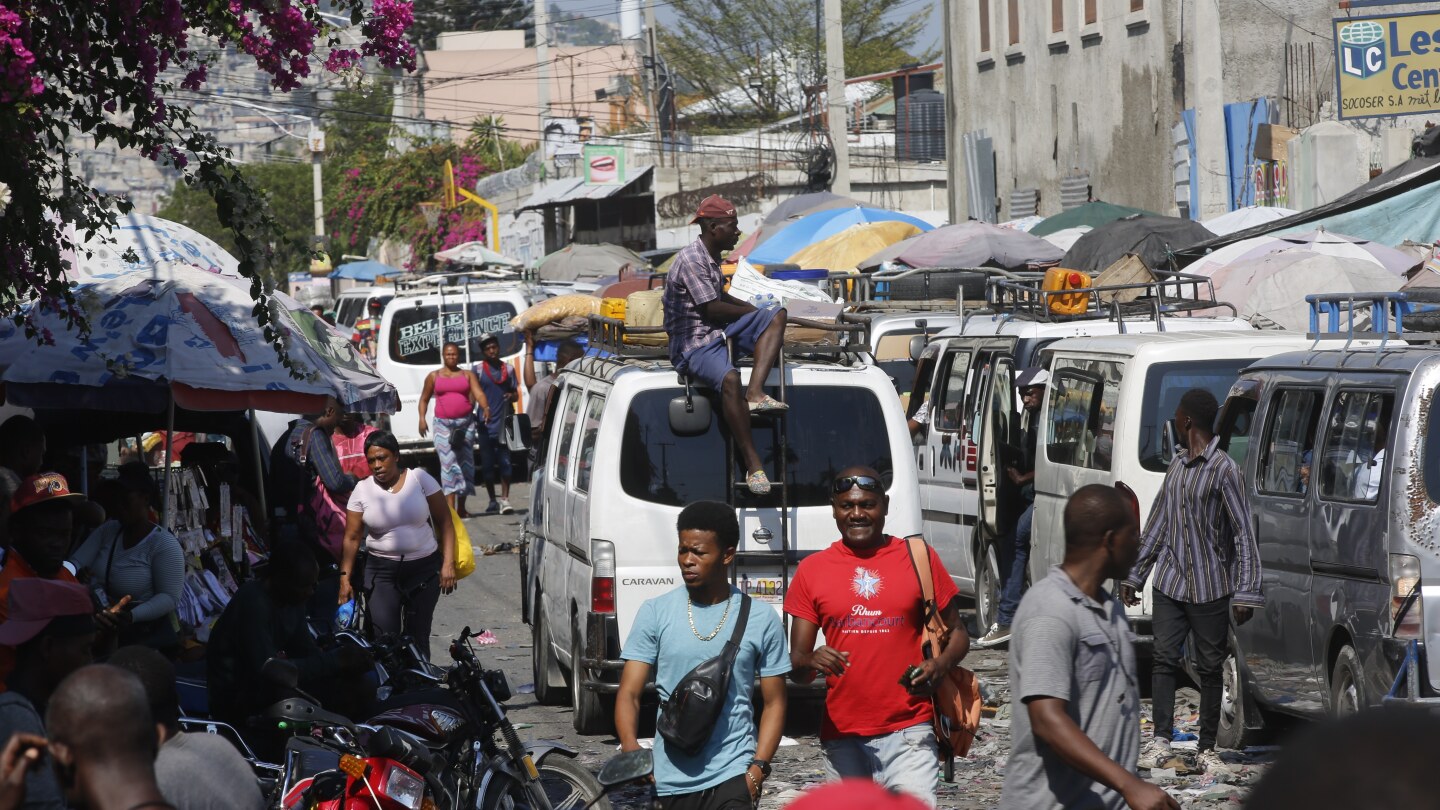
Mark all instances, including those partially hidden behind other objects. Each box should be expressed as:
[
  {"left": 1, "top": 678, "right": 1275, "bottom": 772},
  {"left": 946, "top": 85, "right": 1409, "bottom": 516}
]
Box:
[
  {"left": 895, "top": 88, "right": 945, "bottom": 162},
  {"left": 618, "top": 0, "right": 641, "bottom": 39}
]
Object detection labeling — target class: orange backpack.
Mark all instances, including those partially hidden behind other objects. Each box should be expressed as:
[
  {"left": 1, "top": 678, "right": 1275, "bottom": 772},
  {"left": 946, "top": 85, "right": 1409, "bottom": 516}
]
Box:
[{"left": 904, "top": 537, "right": 984, "bottom": 769}]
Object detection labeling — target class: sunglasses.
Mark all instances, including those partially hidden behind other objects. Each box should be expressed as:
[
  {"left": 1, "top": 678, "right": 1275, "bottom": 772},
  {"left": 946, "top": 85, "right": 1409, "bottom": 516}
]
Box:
[{"left": 832, "top": 475, "right": 883, "bottom": 494}]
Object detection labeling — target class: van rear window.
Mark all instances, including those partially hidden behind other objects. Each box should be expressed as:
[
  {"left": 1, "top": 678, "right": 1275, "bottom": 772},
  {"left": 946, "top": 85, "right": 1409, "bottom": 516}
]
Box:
[
  {"left": 1138, "top": 360, "right": 1252, "bottom": 472},
  {"left": 386, "top": 302, "right": 520, "bottom": 365},
  {"left": 619, "top": 386, "right": 894, "bottom": 507}
]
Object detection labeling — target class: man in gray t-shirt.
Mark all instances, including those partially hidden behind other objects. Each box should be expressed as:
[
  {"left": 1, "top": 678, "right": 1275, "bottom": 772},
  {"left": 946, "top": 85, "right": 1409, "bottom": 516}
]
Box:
[{"left": 999, "top": 485, "right": 1178, "bottom": 810}]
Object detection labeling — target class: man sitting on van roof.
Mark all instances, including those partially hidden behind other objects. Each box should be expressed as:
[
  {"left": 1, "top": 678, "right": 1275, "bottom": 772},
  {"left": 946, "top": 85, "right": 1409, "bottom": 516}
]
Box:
[{"left": 663, "top": 195, "right": 789, "bottom": 495}]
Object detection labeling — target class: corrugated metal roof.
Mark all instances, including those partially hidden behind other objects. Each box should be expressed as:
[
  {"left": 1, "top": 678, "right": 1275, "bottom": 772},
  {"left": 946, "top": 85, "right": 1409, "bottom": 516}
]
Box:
[{"left": 519, "top": 164, "right": 654, "bottom": 211}]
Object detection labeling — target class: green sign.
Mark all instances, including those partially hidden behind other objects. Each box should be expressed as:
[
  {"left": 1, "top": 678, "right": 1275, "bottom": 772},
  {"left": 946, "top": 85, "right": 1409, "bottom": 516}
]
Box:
[{"left": 583, "top": 145, "right": 625, "bottom": 185}]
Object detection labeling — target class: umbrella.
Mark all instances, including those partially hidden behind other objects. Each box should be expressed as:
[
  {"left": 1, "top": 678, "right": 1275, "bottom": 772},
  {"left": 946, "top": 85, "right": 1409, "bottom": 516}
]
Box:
[
  {"left": 536, "top": 242, "right": 649, "bottom": 282},
  {"left": 1202, "top": 206, "right": 1299, "bottom": 236},
  {"left": 785, "top": 221, "right": 923, "bottom": 272},
  {"left": 1186, "top": 229, "right": 1419, "bottom": 278},
  {"left": 70, "top": 213, "right": 241, "bottom": 280},
  {"left": 1029, "top": 201, "right": 1156, "bottom": 237},
  {"left": 0, "top": 263, "right": 397, "bottom": 414},
  {"left": 1208, "top": 250, "right": 1402, "bottom": 330},
  {"left": 1040, "top": 226, "right": 1091, "bottom": 251},
  {"left": 858, "top": 221, "right": 1064, "bottom": 271},
  {"left": 763, "top": 192, "right": 865, "bottom": 226},
  {"left": 434, "top": 241, "right": 521, "bottom": 267},
  {"left": 330, "top": 259, "right": 401, "bottom": 282},
  {"left": 746, "top": 207, "right": 934, "bottom": 265},
  {"left": 1061, "top": 215, "right": 1216, "bottom": 273}
]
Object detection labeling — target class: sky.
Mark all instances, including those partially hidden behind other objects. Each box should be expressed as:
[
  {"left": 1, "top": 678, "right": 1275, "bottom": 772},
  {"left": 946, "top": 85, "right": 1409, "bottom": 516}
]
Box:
[{"left": 546, "top": 0, "right": 945, "bottom": 62}]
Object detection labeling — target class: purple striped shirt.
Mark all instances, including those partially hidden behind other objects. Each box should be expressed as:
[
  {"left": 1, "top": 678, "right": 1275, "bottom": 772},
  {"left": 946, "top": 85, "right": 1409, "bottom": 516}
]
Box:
[
  {"left": 662, "top": 238, "right": 725, "bottom": 364},
  {"left": 1124, "top": 436, "right": 1264, "bottom": 608}
]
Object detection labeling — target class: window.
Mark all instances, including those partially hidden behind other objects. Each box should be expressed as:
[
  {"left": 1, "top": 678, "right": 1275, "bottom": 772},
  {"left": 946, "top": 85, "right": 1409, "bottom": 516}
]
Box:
[
  {"left": 1084, "top": 0, "right": 1097, "bottom": 25},
  {"left": 933, "top": 351, "right": 972, "bottom": 432},
  {"left": 1258, "top": 390, "right": 1323, "bottom": 496},
  {"left": 386, "top": 300, "right": 520, "bottom": 366},
  {"left": 552, "top": 387, "right": 584, "bottom": 485},
  {"left": 619, "top": 386, "right": 894, "bottom": 507},
  {"left": 574, "top": 394, "right": 605, "bottom": 494},
  {"left": 1137, "top": 360, "right": 1252, "bottom": 472},
  {"left": 1219, "top": 394, "right": 1258, "bottom": 470},
  {"left": 875, "top": 329, "right": 927, "bottom": 398},
  {"left": 979, "top": 0, "right": 991, "bottom": 53},
  {"left": 1008, "top": 0, "right": 1020, "bottom": 45},
  {"left": 1051, "top": 0, "right": 1063, "bottom": 33},
  {"left": 1130, "top": 0, "right": 1143, "bottom": 11},
  {"left": 1046, "top": 358, "right": 1123, "bottom": 471},
  {"left": 1317, "top": 390, "right": 1393, "bottom": 503},
  {"left": 335, "top": 298, "right": 361, "bottom": 328}
]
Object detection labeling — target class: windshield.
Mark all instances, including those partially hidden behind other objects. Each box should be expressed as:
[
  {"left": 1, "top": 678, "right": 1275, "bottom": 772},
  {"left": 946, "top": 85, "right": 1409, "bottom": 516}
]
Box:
[
  {"left": 874, "top": 330, "right": 924, "bottom": 397},
  {"left": 386, "top": 301, "right": 521, "bottom": 366},
  {"left": 1138, "top": 359, "right": 1252, "bottom": 471},
  {"left": 620, "top": 385, "right": 894, "bottom": 508}
]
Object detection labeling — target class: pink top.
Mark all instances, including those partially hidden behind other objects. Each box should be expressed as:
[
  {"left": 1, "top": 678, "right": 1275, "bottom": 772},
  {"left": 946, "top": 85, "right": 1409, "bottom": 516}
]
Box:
[{"left": 433, "top": 373, "right": 472, "bottom": 419}]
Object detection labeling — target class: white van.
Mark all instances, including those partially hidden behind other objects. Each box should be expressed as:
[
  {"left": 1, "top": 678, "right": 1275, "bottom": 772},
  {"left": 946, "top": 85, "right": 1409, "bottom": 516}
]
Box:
[
  {"left": 334, "top": 286, "right": 394, "bottom": 331},
  {"left": 521, "top": 326, "right": 921, "bottom": 734},
  {"left": 1028, "top": 331, "right": 1320, "bottom": 635},
  {"left": 909, "top": 274, "right": 1254, "bottom": 628},
  {"left": 374, "top": 278, "right": 554, "bottom": 455}
]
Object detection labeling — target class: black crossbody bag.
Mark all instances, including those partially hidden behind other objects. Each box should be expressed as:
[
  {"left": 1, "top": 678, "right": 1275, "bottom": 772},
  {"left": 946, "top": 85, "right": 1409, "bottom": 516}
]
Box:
[{"left": 655, "top": 594, "right": 752, "bottom": 756}]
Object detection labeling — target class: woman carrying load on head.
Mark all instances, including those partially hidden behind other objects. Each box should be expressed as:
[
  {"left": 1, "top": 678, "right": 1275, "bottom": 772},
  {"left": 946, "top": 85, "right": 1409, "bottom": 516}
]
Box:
[{"left": 418, "top": 342, "right": 489, "bottom": 517}]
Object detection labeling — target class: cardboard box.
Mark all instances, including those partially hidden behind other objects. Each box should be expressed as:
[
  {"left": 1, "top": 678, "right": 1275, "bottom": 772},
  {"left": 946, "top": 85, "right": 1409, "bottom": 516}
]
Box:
[{"left": 1256, "top": 124, "right": 1299, "bottom": 162}]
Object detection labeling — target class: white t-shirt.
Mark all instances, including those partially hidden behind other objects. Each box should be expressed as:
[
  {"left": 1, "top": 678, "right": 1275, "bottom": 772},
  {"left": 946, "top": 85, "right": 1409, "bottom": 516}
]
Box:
[{"left": 346, "top": 469, "right": 443, "bottom": 560}]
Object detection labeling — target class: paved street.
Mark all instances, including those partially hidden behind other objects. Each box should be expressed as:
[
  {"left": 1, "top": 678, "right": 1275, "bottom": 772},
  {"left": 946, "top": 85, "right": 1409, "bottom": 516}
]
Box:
[{"left": 434, "top": 482, "right": 1276, "bottom": 809}]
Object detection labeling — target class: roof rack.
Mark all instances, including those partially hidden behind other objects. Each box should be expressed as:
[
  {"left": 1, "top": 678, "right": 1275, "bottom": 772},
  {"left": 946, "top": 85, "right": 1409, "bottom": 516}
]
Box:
[
  {"left": 1305, "top": 291, "right": 1440, "bottom": 350},
  {"left": 972, "top": 270, "right": 1236, "bottom": 331},
  {"left": 393, "top": 269, "right": 529, "bottom": 294},
  {"left": 819, "top": 266, "right": 1043, "bottom": 312},
  {"left": 585, "top": 313, "right": 872, "bottom": 362}
]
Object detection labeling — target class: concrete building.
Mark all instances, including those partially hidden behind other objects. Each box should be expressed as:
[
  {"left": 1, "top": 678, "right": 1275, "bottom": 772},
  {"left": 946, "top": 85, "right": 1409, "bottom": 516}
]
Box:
[
  {"left": 422, "top": 30, "right": 647, "bottom": 145},
  {"left": 941, "top": 0, "right": 1432, "bottom": 223}
]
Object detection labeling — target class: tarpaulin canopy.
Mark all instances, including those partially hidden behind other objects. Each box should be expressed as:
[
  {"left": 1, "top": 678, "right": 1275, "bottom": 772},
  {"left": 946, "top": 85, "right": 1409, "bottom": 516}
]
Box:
[
  {"left": 433, "top": 242, "right": 521, "bottom": 267},
  {"left": 745, "top": 207, "right": 934, "bottom": 265},
  {"left": 330, "top": 259, "right": 401, "bottom": 281},
  {"left": 1187, "top": 229, "right": 1418, "bottom": 279},
  {"left": 1202, "top": 206, "right": 1299, "bottom": 236},
  {"left": 786, "top": 221, "right": 923, "bottom": 272},
  {"left": 67, "top": 213, "right": 241, "bottom": 280},
  {"left": 536, "top": 242, "right": 649, "bottom": 282},
  {"left": 0, "top": 263, "right": 397, "bottom": 414},
  {"left": 1062, "top": 215, "right": 1216, "bottom": 273},
  {"left": 1029, "top": 202, "right": 1155, "bottom": 237},
  {"left": 859, "top": 221, "right": 1064, "bottom": 271},
  {"left": 1209, "top": 250, "right": 1402, "bottom": 330}
]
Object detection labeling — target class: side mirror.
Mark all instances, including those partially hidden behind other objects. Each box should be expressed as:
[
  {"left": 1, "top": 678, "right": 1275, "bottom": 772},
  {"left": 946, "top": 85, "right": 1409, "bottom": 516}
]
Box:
[
  {"left": 669, "top": 393, "right": 712, "bottom": 437},
  {"left": 908, "top": 335, "right": 927, "bottom": 363},
  {"left": 261, "top": 657, "right": 300, "bottom": 689},
  {"left": 597, "top": 749, "right": 654, "bottom": 788}
]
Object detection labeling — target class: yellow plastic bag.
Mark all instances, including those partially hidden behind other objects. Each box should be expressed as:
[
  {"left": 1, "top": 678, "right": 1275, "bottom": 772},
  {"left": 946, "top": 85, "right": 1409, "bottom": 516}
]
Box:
[{"left": 451, "top": 508, "right": 476, "bottom": 579}]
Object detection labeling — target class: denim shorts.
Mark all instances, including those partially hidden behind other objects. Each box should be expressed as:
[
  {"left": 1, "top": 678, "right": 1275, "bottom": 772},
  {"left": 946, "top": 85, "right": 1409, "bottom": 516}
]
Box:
[{"left": 675, "top": 306, "right": 782, "bottom": 391}]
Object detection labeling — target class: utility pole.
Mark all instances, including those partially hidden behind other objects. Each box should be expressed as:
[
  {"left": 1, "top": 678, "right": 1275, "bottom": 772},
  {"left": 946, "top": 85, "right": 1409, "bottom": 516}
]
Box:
[
  {"left": 645, "top": 23, "right": 662, "bottom": 167},
  {"left": 307, "top": 123, "right": 325, "bottom": 240},
  {"left": 535, "top": 0, "right": 552, "bottom": 129},
  {"left": 1192, "top": 0, "right": 1228, "bottom": 218},
  {"left": 823, "top": 0, "right": 850, "bottom": 194}
]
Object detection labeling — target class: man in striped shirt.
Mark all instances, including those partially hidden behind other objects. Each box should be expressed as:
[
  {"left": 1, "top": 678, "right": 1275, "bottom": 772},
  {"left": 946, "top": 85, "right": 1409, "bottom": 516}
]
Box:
[{"left": 1120, "top": 389, "right": 1262, "bottom": 776}]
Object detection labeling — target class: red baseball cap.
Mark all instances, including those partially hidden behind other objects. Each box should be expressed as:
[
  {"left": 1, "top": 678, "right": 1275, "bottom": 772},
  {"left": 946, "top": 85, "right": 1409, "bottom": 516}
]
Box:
[
  {"left": 0, "top": 578, "right": 94, "bottom": 646},
  {"left": 10, "top": 472, "right": 86, "bottom": 517},
  {"left": 784, "top": 781, "right": 930, "bottom": 810},
  {"left": 691, "top": 195, "right": 737, "bottom": 223}
]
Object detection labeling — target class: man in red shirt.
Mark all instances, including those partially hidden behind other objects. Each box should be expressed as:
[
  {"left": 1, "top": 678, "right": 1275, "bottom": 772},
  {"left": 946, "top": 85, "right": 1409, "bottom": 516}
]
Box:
[
  {"left": 785, "top": 466, "right": 970, "bottom": 807},
  {"left": 0, "top": 473, "right": 86, "bottom": 688}
]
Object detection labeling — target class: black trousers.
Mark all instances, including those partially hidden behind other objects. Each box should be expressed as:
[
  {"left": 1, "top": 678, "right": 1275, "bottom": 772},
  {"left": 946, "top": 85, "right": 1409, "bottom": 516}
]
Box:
[
  {"left": 657, "top": 774, "right": 753, "bottom": 810},
  {"left": 1151, "top": 591, "right": 1230, "bottom": 751},
  {"left": 363, "top": 550, "right": 442, "bottom": 659}
]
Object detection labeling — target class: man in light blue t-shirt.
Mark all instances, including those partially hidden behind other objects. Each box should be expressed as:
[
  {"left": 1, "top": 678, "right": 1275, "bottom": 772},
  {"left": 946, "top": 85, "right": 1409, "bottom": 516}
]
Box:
[{"left": 617, "top": 501, "right": 789, "bottom": 810}]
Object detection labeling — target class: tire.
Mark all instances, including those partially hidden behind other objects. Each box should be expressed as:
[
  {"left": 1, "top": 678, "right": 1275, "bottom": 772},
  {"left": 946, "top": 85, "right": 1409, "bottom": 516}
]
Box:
[
  {"left": 532, "top": 607, "right": 568, "bottom": 706},
  {"left": 478, "top": 756, "right": 607, "bottom": 810},
  {"left": 1330, "top": 644, "right": 1363, "bottom": 717},
  {"left": 884, "top": 270, "right": 988, "bottom": 302},
  {"left": 974, "top": 540, "right": 1002, "bottom": 634},
  {"left": 571, "top": 622, "right": 613, "bottom": 735},
  {"left": 1216, "top": 634, "right": 1263, "bottom": 749}
]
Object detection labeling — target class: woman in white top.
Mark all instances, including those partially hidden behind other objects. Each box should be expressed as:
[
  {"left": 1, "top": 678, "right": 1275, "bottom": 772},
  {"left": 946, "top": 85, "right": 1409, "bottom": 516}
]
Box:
[{"left": 339, "top": 430, "right": 457, "bottom": 658}]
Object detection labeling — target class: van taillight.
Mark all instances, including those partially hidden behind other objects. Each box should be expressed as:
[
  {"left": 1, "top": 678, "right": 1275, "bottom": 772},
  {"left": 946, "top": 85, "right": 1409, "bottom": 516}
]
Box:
[
  {"left": 1114, "top": 481, "right": 1142, "bottom": 527},
  {"left": 591, "top": 539, "right": 616, "bottom": 615},
  {"left": 963, "top": 433, "right": 978, "bottom": 473},
  {"left": 1390, "top": 553, "right": 1423, "bottom": 640}
]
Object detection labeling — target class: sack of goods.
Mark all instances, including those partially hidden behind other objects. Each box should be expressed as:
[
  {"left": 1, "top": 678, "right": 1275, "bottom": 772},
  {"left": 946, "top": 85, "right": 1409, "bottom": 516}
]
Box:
[
  {"left": 511, "top": 294, "right": 602, "bottom": 331},
  {"left": 622, "top": 289, "right": 668, "bottom": 346}
]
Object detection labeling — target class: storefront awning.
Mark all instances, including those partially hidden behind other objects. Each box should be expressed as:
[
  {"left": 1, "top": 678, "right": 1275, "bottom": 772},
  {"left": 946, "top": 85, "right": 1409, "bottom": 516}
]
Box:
[{"left": 519, "top": 164, "right": 655, "bottom": 212}]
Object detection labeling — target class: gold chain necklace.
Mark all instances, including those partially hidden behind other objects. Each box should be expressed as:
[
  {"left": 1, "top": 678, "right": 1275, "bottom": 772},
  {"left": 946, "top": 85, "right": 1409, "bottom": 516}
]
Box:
[{"left": 687, "top": 594, "right": 732, "bottom": 641}]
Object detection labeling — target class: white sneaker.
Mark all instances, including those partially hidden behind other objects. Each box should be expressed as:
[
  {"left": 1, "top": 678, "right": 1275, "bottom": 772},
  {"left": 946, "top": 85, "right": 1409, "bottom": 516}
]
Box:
[
  {"left": 1196, "top": 749, "right": 1228, "bottom": 774},
  {"left": 1138, "top": 738, "right": 1173, "bottom": 770},
  {"left": 498, "top": 498, "right": 514, "bottom": 514}
]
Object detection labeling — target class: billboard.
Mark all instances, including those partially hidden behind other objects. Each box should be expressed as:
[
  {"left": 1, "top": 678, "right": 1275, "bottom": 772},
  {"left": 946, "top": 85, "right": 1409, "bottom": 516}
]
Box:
[
  {"left": 583, "top": 144, "right": 626, "bottom": 185},
  {"left": 1335, "top": 12, "right": 1440, "bottom": 119}
]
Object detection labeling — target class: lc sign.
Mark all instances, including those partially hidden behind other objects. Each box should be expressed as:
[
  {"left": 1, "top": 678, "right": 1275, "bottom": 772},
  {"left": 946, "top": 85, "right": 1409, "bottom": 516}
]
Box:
[{"left": 1335, "top": 12, "right": 1440, "bottom": 119}]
